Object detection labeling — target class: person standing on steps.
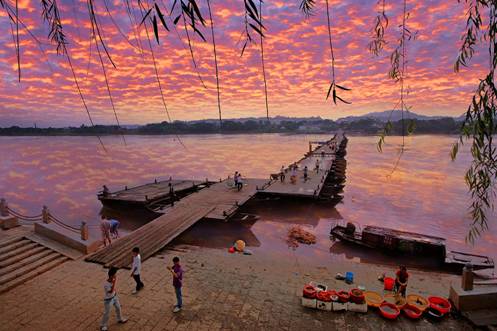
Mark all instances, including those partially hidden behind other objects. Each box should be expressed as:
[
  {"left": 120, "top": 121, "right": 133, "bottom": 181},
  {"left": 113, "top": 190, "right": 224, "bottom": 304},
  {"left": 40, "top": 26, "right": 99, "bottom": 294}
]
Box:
[
  {"left": 100, "top": 215, "right": 112, "bottom": 247},
  {"left": 167, "top": 256, "right": 183, "bottom": 313},
  {"left": 100, "top": 267, "right": 127, "bottom": 331}
]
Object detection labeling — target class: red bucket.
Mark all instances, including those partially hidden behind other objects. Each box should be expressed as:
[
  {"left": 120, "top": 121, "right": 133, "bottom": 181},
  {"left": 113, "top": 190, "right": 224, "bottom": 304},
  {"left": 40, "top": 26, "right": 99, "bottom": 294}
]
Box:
[{"left": 384, "top": 277, "right": 395, "bottom": 291}]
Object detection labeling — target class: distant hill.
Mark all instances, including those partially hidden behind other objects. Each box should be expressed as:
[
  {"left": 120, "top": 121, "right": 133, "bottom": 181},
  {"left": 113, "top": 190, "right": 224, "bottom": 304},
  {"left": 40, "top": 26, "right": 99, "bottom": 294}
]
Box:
[{"left": 336, "top": 110, "right": 457, "bottom": 123}]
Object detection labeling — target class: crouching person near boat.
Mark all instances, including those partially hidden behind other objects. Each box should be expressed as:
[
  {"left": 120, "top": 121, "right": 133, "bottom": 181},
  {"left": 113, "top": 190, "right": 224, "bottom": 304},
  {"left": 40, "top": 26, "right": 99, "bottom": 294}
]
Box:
[
  {"left": 394, "top": 265, "right": 409, "bottom": 297},
  {"left": 101, "top": 267, "right": 128, "bottom": 331}
]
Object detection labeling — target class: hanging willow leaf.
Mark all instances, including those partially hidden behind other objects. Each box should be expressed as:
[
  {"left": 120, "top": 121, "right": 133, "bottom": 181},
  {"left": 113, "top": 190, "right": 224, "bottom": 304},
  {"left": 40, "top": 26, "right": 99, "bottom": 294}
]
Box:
[
  {"left": 299, "top": 0, "right": 316, "bottom": 17},
  {"left": 155, "top": 3, "right": 169, "bottom": 32}
]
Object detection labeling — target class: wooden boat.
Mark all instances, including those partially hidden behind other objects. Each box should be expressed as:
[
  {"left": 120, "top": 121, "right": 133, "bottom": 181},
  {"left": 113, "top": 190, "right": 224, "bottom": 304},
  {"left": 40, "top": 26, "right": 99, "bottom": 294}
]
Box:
[{"left": 330, "top": 223, "right": 494, "bottom": 271}]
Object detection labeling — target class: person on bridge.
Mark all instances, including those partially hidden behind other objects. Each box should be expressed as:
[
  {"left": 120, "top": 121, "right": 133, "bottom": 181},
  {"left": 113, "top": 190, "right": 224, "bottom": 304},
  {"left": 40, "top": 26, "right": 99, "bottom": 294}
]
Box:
[
  {"left": 167, "top": 256, "right": 184, "bottom": 313},
  {"left": 100, "top": 267, "right": 128, "bottom": 331},
  {"left": 303, "top": 166, "right": 309, "bottom": 181},
  {"left": 315, "top": 159, "right": 320, "bottom": 173},
  {"left": 279, "top": 166, "right": 285, "bottom": 182},
  {"left": 236, "top": 173, "right": 243, "bottom": 191},
  {"left": 168, "top": 183, "right": 175, "bottom": 207},
  {"left": 100, "top": 216, "right": 112, "bottom": 247}
]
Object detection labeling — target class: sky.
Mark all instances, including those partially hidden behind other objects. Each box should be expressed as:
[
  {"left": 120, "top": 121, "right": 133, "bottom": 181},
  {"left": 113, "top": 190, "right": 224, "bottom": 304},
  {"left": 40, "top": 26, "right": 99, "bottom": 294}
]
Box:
[{"left": 0, "top": 0, "right": 490, "bottom": 127}]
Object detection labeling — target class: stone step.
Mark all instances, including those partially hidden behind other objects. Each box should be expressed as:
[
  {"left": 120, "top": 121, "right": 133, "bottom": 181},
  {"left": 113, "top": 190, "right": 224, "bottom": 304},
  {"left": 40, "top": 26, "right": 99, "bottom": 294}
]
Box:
[
  {"left": 0, "top": 242, "right": 39, "bottom": 263},
  {"left": 0, "top": 256, "right": 69, "bottom": 293},
  {"left": 0, "top": 239, "right": 32, "bottom": 256},
  {"left": 0, "top": 252, "right": 61, "bottom": 286},
  {"left": 0, "top": 236, "right": 24, "bottom": 249},
  {"left": 0, "top": 248, "right": 53, "bottom": 277},
  {"left": 0, "top": 245, "right": 47, "bottom": 268}
]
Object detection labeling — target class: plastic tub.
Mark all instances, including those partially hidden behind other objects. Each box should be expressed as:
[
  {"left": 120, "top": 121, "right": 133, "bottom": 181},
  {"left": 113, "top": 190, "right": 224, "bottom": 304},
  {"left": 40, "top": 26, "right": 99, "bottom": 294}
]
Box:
[
  {"left": 403, "top": 304, "right": 423, "bottom": 320},
  {"left": 364, "top": 291, "right": 383, "bottom": 308},
  {"left": 406, "top": 294, "right": 429, "bottom": 312},
  {"left": 337, "top": 290, "right": 350, "bottom": 303},
  {"left": 426, "top": 306, "right": 444, "bottom": 321},
  {"left": 316, "top": 290, "right": 332, "bottom": 302},
  {"left": 384, "top": 293, "right": 407, "bottom": 309},
  {"left": 428, "top": 296, "right": 451, "bottom": 314},
  {"left": 303, "top": 285, "right": 317, "bottom": 299},
  {"left": 379, "top": 302, "right": 400, "bottom": 320},
  {"left": 384, "top": 277, "right": 395, "bottom": 291},
  {"left": 349, "top": 288, "right": 365, "bottom": 304}
]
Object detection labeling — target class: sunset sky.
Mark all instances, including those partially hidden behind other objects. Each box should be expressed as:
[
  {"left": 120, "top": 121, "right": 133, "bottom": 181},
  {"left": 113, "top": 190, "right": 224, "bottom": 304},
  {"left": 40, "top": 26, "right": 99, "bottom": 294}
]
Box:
[{"left": 0, "top": 0, "right": 489, "bottom": 127}]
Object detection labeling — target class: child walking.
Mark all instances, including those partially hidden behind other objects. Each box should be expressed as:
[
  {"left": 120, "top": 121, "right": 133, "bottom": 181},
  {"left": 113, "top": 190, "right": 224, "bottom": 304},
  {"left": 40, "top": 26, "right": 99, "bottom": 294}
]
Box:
[
  {"left": 130, "top": 247, "right": 144, "bottom": 294},
  {"left": 167, "top": 256, "right": 183, "bottom": 313},
  {"left": 101, "top": 267, "right": 127, "bottom": 331}
]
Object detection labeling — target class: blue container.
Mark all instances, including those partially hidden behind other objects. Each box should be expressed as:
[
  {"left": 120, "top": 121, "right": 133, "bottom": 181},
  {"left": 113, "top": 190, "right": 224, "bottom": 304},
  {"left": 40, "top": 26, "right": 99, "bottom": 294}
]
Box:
[{"left": 345, "top": 272, "right": 354, "bottom": 284}]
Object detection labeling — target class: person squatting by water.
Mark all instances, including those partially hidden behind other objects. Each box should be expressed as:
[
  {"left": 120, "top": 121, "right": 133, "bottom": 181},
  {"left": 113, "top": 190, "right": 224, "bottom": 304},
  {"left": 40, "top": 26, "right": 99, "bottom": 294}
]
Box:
[
  {"left": 395, "top": 265, "right": 409, "bottom": 297},
  {"left": 167, "top": 256, "right": 184, "bottom": 313},
  {"left": 130, "top": 247, "right": 144, "bottom": 294},
  {"left": 100, "top": 216, "right": 112, "bottom": 247},
  {"left": 100, "top": 267, "right": 128, "bottom": 331}
]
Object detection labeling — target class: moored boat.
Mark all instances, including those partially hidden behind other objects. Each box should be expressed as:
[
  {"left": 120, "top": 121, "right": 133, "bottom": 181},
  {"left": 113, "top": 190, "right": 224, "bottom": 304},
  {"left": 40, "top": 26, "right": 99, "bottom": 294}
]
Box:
[{"left": 330, "top": 223, "right": 494, "bottom": 271}]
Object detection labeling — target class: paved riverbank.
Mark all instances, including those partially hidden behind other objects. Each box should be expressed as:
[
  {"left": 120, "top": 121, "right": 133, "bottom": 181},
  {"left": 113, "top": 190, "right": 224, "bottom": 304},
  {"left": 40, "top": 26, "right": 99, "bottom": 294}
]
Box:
[{"left": 0, "top": 244, "right": 474, "bottom": 331}]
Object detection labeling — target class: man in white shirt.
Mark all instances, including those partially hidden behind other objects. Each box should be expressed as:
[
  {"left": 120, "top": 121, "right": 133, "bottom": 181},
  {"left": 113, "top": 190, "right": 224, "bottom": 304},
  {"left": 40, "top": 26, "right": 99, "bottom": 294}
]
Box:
[
  {"left": 101, "top": 267, "right": 127, "bottom": 331},
  {"left": 130, "top": 247, "right": 144, "bottom": 294}
]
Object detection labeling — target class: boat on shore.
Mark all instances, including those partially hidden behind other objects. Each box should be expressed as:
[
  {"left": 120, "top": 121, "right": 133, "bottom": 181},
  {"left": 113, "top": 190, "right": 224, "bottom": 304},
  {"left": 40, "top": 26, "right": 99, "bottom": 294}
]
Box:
[{"left": 330, "top": 223, "right": 494, "bottom": 271}]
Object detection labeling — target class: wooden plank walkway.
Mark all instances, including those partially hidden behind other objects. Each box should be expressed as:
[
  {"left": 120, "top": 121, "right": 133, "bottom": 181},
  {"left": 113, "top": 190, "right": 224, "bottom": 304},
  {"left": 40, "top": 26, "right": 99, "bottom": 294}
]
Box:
[
  {"left": 261, "top": 136, "right": 341, "bottom": 197},
  {"left": 86, "top": 178, "right": 267, "bottom": 268}
]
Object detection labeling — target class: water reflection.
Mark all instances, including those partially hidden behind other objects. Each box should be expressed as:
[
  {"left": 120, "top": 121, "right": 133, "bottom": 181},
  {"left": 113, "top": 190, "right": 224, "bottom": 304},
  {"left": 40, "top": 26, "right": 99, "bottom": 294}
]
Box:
[{"left": 0, "top": 134, "right": 495, "bottom": 264}]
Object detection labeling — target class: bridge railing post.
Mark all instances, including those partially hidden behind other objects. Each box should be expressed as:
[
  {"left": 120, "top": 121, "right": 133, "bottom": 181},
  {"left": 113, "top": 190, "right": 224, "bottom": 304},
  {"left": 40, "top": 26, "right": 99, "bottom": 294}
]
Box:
[
  {"left": 42, "top": 206, "right": 50, "bottom": 224},
  {"left": 81, "top": 221, "right": 89, "bottom": 241},
  {"left": 0, "top": 198, "right": 8, "bottom": 217}
]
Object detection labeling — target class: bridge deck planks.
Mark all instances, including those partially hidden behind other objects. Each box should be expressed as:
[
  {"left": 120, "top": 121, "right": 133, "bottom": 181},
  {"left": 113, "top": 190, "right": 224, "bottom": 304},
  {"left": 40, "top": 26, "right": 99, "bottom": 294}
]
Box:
[{"left": 86, "top": 178, "right": 267, "bottom": 268}]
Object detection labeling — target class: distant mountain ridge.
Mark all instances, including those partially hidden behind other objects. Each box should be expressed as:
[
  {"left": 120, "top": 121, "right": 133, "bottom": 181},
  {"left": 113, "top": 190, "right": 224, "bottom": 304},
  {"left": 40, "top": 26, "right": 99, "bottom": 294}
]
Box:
[{"left": 336, "top": 110, "right": 459, "bottom": 123}]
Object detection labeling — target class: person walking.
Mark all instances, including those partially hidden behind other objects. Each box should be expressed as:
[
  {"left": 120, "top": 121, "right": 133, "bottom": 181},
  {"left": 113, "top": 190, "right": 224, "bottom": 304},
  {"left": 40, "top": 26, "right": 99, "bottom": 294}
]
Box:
[
  {"left": 130, "top": 247, "right": 144, "bottom": 294},
  {"left": 167, "top": 256, "right": 184, "bottom": 313},
  {"left": 303, "top": 166, "right": 309, "bottom": 181},
  {"left": 100, "top": 216, "right": 112, "bottom": 247},
  {"left": 100, "top": 267, "right": 127, "bottom": 331}
]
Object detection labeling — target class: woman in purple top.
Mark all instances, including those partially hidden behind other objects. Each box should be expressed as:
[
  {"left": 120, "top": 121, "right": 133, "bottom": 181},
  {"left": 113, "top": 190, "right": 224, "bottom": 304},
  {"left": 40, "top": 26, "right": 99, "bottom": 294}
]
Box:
[{"left": 167, "top": 256, "right": 183, "bottom": 312}]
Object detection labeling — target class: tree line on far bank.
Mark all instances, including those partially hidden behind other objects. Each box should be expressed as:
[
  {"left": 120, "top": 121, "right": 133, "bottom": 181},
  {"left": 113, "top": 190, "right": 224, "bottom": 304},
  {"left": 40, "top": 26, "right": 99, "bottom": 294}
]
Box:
[{"left": 0, "top": 117, "right": 462, "bottom": 136}]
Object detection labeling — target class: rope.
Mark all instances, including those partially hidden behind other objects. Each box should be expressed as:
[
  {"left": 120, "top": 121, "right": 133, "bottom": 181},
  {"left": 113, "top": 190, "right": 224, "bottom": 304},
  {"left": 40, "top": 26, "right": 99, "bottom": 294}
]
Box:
[
  {"left": 47, "top": 213, "right": 80, "bottom": 232},
  {"left": 6, "top": 206, "right": 43, "bottom": 221}
]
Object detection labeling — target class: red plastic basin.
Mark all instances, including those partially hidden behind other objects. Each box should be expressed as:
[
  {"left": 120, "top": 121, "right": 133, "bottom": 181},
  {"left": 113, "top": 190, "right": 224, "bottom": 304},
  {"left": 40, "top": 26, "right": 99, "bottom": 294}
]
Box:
[
  {"left": 337, "top": 290, "right": 350, "bottom": 303},
  {"left": 403, "top": 304, "right": 423, "bottom": 320},
  {"left": 303, "top": 285, "right": 317, "bottom": 299},
  {"left": 428, "top": 296, "right": 451, "bottom": 314},
  {"left": 349, "top": 288, "right": 365, "bottom": 304},
  {"left": 379, "top": 302, "right": 400, "bottom": 320}
]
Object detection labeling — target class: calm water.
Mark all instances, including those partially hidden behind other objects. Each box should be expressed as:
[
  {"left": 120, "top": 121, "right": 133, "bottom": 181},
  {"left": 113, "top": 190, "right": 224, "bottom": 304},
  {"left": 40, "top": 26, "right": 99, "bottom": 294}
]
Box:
[{"left": 1, "top": 134, "right": 495, "bottom": 266}]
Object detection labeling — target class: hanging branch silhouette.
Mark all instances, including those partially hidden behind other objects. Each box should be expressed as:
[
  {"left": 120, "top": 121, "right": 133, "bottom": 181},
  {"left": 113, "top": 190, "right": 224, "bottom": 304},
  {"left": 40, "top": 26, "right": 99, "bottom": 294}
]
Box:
[
  {"left": 259, "top": 0, "right": 270, "bottom": 120},
  {"left": 206, "top": 0, "right": 222, "bottom": 125},
  {"left": 451, "top": 0, "right": 497, "bottom": 244},
  {"left": 325, "top": 0, "right": 351, "bottom": 105},
  {"left": 368, "top": 0, "right": 388, "bottom": 56}
]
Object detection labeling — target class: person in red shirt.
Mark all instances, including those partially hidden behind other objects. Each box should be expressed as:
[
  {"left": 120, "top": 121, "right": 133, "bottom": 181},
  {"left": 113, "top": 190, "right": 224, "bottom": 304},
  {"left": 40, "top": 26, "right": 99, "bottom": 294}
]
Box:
[{"left": 395, "top": 265, "right": 409, "bottom": 297}]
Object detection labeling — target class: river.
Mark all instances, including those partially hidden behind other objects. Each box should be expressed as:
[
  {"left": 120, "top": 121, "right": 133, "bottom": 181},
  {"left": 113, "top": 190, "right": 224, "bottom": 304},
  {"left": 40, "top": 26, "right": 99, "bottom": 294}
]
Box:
[{"left": 0, "top": 134, "right": 495, "bottom": 268}]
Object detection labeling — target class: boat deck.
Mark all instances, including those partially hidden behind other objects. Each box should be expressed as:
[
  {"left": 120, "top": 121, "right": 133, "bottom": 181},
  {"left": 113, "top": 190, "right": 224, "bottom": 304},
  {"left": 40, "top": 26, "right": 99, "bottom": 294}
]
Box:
[{"left": 101, "top": 179, "right": 202, "bottom": 203}]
